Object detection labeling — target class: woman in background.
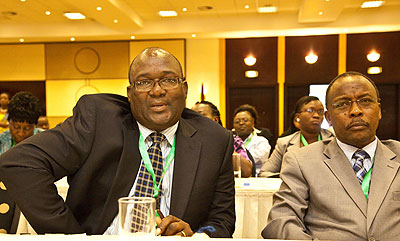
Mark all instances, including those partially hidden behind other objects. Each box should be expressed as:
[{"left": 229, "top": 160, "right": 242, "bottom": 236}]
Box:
[
  {"left": 259, "top": 96, "right": 334, "bottom": 177},
  {"left": 0, "top": 92, "right": 11, "bottom": 133}
]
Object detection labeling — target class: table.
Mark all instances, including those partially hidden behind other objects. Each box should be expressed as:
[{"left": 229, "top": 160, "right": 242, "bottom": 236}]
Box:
[
  {"left": 233, "top": 178, "right": 281, "bottom": 239},
  {"left": 17, "top": 178, "right": 282, "bottom": 239}
]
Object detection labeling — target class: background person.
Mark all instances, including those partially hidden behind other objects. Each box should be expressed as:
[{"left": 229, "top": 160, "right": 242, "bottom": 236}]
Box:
[
  {"left": 0, "top": 91, "right": 43, "bottom": 234},
  {"left": 0, "top": 48, "right": 235, "bottom": 237},
  {"left": 191, "top": 100, "right": 222, "bottom": 125},
  {"left": 233, "top": 104, "right": 271, "bottom": 176},
  {"left": 262, "top": 71, "right": 400, "bottom": 240},
  {"left": 259, "top": 96, "right": 334, "bottom": 177},
  {"left": 0, "top": 92, "right": 11, "bottom": 132},
  {"left": 37, "top": 116, "right": 50, "bottom": 130}
]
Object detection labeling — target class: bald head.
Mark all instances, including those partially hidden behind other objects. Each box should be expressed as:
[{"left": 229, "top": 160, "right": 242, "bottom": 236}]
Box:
[{"left": 129, "top": 47, "right": 183, "bottom": 84}]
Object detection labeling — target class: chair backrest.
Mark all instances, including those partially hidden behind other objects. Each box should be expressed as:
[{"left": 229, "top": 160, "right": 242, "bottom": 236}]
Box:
[{"left": 256, "top": 127, "right": 275, "bottom": 154}]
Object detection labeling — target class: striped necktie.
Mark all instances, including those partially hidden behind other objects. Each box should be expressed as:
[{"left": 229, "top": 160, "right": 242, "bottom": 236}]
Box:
[
  {"left": 134, "top": 132, "right": 165, "bottom": 208},
  {"left": 351, "top": 149, "right": 370, "bottom": 185}
]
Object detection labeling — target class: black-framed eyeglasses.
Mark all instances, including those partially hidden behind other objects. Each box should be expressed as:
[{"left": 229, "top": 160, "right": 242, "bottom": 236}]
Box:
[
  {"left": 332, "top": 97, "right": 379, "bottom": 111},
  {"left": 300, "top": 108, "right": 325, "bottom": 116},
  {"left": 130, "top": 77, "right": 186, "bottom": 92}
]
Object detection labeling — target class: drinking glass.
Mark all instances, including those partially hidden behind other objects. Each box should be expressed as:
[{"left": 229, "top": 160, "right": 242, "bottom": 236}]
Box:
[
  {"left": 118, "top": 197, "right": 156, "bottom": 240},
  {"left": 232, "top": 153, "right": 241, "bottom": 178}
]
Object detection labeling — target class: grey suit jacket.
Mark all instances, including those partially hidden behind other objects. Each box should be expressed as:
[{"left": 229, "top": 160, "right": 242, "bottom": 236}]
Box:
[
  {"left": 262, "top": 138, "right": 400, "bottom": 241},
  {"left": 0, "top": 94, "right": 235, "bottom": 237},
  {"left": 259, "top": 129, "right": 334, "bottom": 177}
]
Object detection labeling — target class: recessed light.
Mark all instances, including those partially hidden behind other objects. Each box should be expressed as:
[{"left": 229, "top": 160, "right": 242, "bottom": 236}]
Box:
[
  {"left": 19, "top": 38, "right": 24, "bottom": 42},
  {"left": 361, "top": 1, "right": 384, "bottom": 8},
  {"left": 192, "top": 34, "right": 196, "bottom": 38},
  {"left": 70, "top": 37, "right": 76, "bottom": 41},
  {"left": 318, "top": 11, "right": 323, "bottom": 15},
  {"left": 45, "top": 11, "right": 51, "bottom": 16},
  {"left": 64, "top": 12, "right": 86, "bottom": 20},
  {"left": 182, "top": 8, "right": 187, "bottom": 12},
  {"left": 158, "top": 10, "right": 178, "bottom": 17},
  {"left": 367, "top": 50, "right": 380, "bottom": 62},
  {"left": 305, "top": 51, "right": 318, "bottom": 64},
  {"left": 245, "top": 70, "right": 258, "bottom": 78},
  {"left": 245, "top": 5, "right": 249, "bottom": 9},
  {"left": 257, "top": 5, "right": 277, "bottom": 13},
  {"left": 244, "top": 56, "right": 256, "bottom": 66},
  {"left": 367, "top": 66, "right": 382, "bottom": 74},
  {"left": 130, "top": 35, "right": 136, "bottom": 39},
  {"left": 96, "top": 6, "right": 102, "bottom": 11},
  {"left": 20, "top": 0, "right": 26, "bottom": 2},
  {"left": 113, "top": 19, "right": 118, "bottom": 23}
]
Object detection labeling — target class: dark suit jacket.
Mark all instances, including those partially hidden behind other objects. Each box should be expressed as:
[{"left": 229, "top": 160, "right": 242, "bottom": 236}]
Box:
[{"left": 0, "top": 94, "right": 235, "bottom": 237}]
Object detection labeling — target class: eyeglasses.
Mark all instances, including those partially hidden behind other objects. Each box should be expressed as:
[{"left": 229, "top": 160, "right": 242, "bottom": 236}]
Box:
[
  {"left": 300, "top": 108, "right": 325, "bottom": 116},
  {"left": 233, "top": 118, "right": 251, "bottom": 125},
  {"left": 332, "top": 97, "right": 378, "bottom": 111},
  {"left": 130, "top": 77, "right": 186, "bottom": 92}
]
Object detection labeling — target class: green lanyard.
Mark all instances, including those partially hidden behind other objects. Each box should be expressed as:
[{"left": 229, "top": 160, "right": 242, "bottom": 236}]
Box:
[
  {"left": 138, "top": 132, "right": 176, "bottom": 198},
  {"left": 244, "top": 132, "right": 254, "bottom": 147},
  {"left": 361, "top": 155, "right": 375, "bottom": 200},
  {"left": 300, "top": 133, "right": 322, "bottom": 146},
  {"left": 11, "top": 138, "right": 15, "bottom": 148}
]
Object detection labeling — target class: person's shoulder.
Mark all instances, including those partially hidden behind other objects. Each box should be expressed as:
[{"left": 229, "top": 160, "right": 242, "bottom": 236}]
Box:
[
  {"left": 380, "top": 139, "right": 400, "bottom": 153},
  {"left": 77, "top": 94, "right": 130, "bottom": 113},
  {"left": 277, "top": 131, "right": 299, "bottom": 144}
]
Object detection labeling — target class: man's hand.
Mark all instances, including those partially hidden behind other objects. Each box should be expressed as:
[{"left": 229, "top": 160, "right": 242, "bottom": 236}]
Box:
[{"left": 156, "top": 214, "right": 194, "bottom": 237}]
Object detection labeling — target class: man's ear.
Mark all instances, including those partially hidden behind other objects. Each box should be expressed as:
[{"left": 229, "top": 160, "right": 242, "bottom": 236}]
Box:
[
  {"left": 127, "top": 86, "right": 132, "bottom": 102},
  {"left": 325, "top": 111, "right": 332, "bottom": 126}
]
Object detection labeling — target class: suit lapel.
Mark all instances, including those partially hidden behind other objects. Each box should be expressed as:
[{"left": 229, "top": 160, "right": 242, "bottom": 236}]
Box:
[
  {"left": 169, "top": 118, "right": 201, "bottom": 218},
  {"left": 97, "top": 116, "right": 142, "bottom": 233},
  {"left": 323, "top": 139, "right": 367, "bottom": 217},
  {"left": 367, "top": 141, "right": 399, "bottom": 229}
]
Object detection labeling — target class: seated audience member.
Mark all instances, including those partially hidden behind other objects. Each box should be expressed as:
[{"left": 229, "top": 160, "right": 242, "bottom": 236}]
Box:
[
  {"left": 233, "top": 104, "right": 271, "bottom": 176},
  {"left": 259, "top": 96, "right": 334, "bottom": 177},
  {"left": 0, "top": 92, "right": 11, "bottom": 133},
  {"left": 37, "top": 116, "right": 50, "bottom": 130},
  {"left": 0, "top": 91, "right": 43, "bottom": 234},
  {"left": 262, "top": 71, "right": 400, "bottom": 240},
  {"left": 0, "top": 47, "right": 235, "bottom": 237},
  {"left": 191, "top": 101, "right": 253, "bottom": 177}
]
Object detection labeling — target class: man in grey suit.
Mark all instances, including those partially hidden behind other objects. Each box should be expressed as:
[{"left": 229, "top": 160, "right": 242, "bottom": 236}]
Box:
[
  {"left": 0, "top": 47, "right": 235, "bottom": 237},
  {"left": 262, "top": 71, "right": 400, "bottom": 240}
]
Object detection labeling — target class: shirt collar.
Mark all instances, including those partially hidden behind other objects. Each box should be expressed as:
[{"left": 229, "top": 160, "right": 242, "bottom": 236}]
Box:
[
  {"left": 336, "top": 136, "right": 378, "bottom": 162},
  {"left": 136, "top": 121, "right": 179, "bottom": 146}
]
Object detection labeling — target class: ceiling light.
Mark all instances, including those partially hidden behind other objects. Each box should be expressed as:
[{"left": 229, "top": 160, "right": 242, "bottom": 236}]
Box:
[
  {"left": 182, "top": 8, "right": 187, "bottom": 12},
  {"left": 70, "top": 37, "right": 76, "bottom": 41},
  {"left": 367, "top": 66, "right": 382, "bottom": 74},
  {"left": 113, "top": 19, "right": 118, "bottom": 23},
  {"left": 244, "top": 5, "right": 249, "bottom": 9},
  {"left": 192, "top": 34, "right": 196, "bottom": 38},
  {"left": 361, "top": 1, "right": 384, "bottom": 8},
  {"left": 244, "top": 55, "right": 257, "bottom": 66},
  {"left": 305, "top": 51, "right": 318, "bottom": 64},
  {"left": 64, "top": 12, "right": 86, "bottom": 20},
  {"left": 257, "top": 5, "right": 277, "bottom": 13},
  {"left": 45, "top": 11, "right": 51, "bottom": 16},
  {"left": 20, "top": 0, "right": 26, "bottom": 2},
  {"left": 130, "top": 35, "right": 136, "bottom": 39},
  {"left": 19, "top": 38, "right": 24, "bottom": 42},
  {"left": 158, "top": 10, "right": 178, "bottom": 17},
  {"left": 245, "top": 70, "right": 258, "bottom": 78},
  {"left": 367, "top": 50, "right": 380, "bottom": 62},
  {"left": 96, "top": 6, "right": 102, "bottom": 11},
  {"left": 318, "top": 11, "right": 323, "bottom": 15}
]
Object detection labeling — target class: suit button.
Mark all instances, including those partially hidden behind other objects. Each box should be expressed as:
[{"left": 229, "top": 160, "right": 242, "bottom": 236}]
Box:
[{"left": 368, "top": 237, "right": 376, "bottom": 241}]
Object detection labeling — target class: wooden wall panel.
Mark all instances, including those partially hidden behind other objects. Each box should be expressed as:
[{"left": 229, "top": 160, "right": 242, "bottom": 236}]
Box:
[
  {"left": 226, "top": 37, "right": 277, "bottom": 88},
  {"left": 46, "top": 41, "right": 129, "bottom": 80},
  {"left": 347, "top": 31, "right": 400, "bottom": 83},
  {"left": 376, "top": 84, "right": 398, "bottom": 140},
  {"left": 0, "top": 81, "right": 46, "bottom": 115},
  {"left": 285, "top": 86, "right": 309, "bottom": 131},
  {"left": 285, "top": 35, "right": 338, "bottom": 85}
]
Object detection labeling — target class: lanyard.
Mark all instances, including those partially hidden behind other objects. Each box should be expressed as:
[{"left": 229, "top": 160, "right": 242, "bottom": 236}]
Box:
[
  {"left": 300, "top": 133, "right": 321, "bottom": 146},
  {"left": 11, "top": 138, "right": 15, "bottom": 148},
  {"left": 138, "top": 132, "right": 176, "bottom": 198},
  {"left": 361, "top": 154, "right": 375, "bottom": 200},
  {"left": 244, "top": 132, "right": 254, "bottom": 147}
]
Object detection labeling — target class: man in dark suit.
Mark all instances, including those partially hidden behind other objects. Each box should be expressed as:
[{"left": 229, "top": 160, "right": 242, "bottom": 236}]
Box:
[
  {"left": 262, "top": 71, "right": 400, "bottom": 240},
  {"left": 0, "top": 47, "right": 235, "bottom": 237}
]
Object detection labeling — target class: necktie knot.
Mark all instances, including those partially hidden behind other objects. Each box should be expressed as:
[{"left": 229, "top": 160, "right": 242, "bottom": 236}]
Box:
[
  {"left": 149, "top": 132, "right": 165, "bottom": 144},
  {"left": 352, "top": 149, "right": 370, "bottom": 185}
]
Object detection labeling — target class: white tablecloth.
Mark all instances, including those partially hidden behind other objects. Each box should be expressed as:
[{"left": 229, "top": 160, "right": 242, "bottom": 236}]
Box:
[
  {"left": 17, "top": 177, "right": 282, "bottom": 239},
  {"left": 233, "top": 178, "right": 281, "bottom": 239}
]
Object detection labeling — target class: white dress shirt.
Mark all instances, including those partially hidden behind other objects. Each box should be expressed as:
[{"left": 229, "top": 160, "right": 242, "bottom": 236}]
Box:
[
  {"left": 244, "top": 130, "right": 271, "bottom": 176},
  {"left": 336, "top": 137, "right": 377, "bottom": 172},
  {"left": 104, "top": 121, "right": 178, "bottom": 234}
]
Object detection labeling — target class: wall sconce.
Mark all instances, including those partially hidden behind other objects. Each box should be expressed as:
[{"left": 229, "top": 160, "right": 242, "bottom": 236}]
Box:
[
  {"left": 367, "top": 66, "right": 382, "bottom": 74},
  {"left": 245, "top": 70, "right": 258, "bottom": 78},
  {"left": 305, "top": 51, "right": 318, "bottom": 64},
  {"left": 367, "top": 50, "right": 380, "bottom": 62},
  {"left": 244, "top": 55, "right": 257, "bottom": 66}
]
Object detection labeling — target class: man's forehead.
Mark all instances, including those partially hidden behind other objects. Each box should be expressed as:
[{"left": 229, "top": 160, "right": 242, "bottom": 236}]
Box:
[{"left": 330, "top": 76, "right": 376, "bottom": 96}]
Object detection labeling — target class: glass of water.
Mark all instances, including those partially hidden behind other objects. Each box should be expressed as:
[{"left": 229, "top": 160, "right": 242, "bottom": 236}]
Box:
[{"left": 232, "top": 153, "right": 241, "bottom": 178}]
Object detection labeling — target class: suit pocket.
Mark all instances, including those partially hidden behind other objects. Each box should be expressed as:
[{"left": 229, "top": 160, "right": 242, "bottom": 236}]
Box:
[{"left": 393, "top": 191, "right": 400, "bottom": 201}]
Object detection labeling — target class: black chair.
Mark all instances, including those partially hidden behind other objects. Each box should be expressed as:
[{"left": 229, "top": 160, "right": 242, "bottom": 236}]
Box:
[{"left": 256, "top": 127, "right": 275, "bottom": 155}]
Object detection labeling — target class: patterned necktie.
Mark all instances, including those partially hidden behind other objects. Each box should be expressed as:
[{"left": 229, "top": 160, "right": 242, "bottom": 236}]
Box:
[
  {"left": 352, "top": 149, "right": 370, "bottom": 185},
  {"left": 134, "top": 132, "right": 165, "bottom": 208}
]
